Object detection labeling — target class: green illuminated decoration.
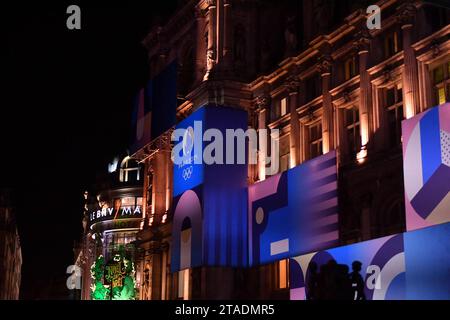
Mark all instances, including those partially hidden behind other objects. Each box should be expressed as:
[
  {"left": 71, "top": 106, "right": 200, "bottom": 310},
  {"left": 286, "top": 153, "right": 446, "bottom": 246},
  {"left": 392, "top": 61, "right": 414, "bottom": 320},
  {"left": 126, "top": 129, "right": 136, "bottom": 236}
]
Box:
[
  {"left": 90, "top": 255, "right": 110, "bottom": 300},
  {"left": 90, "top": 248, "right": 136, "bottom": 300}
]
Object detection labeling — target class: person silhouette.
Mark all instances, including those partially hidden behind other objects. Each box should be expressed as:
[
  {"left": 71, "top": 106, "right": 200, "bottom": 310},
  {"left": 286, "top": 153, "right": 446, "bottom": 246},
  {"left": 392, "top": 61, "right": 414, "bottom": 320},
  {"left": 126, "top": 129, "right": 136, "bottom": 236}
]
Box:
[
  {"left": 336, "top": 264, "right": 352, "bottom": 300},
  {"left": 349, "top": 260, "right": 366, "bottom": 300},
  {"left": 306, "top": 261, "right": 319, "bottom": 300},
  {"left": 330, "top": 259, "right": 340, "bottom": 299},
  {"left": 322, "top": 259, "right": 338, "bottom": 300}
]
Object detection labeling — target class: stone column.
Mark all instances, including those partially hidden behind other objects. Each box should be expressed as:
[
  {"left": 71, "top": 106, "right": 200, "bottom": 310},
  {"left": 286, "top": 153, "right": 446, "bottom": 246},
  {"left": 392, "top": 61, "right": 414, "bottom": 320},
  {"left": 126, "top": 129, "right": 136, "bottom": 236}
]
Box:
[
  {"left": 256, "top": 95, "right": 270, "bottom": 181},
  {"left": 397, "top": 2, "right": 419, "bottom": 119},
  {"left": 318, "top": 55, "right": 334, "bottom": 154},
  {"left": 151, "top": 151, "right": 168, "bottom": 225},
  {"left": 284, "top": 76, "right": 301, "bottom": 167},
  {"left": 354, "top": 29, "right": 371, "bottom": 161},
  {"left": 204, "top": 0, "right": 217, "bottom": 80},
  {"left": 195, "top": 7, "right": 206, "bottom": 83},
  {"left": 248, "top": 108, "right": 259, "bottom": 184},
  {"left": 150, "top": 243, "right": 162, "bottom": 300},
  {"left": 142, "top": 160, "right": 150, "bottom": 227},
  {"left": 222, "top": 0, "right": 233, "bottom": 74},
  {"left": 164, "top": 142, "right": 172, "bottom": 215}
]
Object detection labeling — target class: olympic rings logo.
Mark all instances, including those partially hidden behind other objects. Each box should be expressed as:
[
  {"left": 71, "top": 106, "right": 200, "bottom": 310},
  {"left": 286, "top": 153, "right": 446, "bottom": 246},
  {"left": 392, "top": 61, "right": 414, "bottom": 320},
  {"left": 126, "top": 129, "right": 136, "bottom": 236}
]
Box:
[{"left": 182, "top": 166, "right": 193, "bottom": 180}]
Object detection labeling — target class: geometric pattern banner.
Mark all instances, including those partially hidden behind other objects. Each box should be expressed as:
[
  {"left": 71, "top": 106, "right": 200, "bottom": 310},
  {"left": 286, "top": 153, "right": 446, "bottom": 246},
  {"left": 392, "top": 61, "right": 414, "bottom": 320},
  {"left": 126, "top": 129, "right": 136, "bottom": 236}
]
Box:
[
  {"left": 290, "top": 233, "right": 405, "bottom": 300},
  {"left": 131, "top": 60, "right": 177, "bottom": 154},
  {"left": 290, "top": 222, "right": 450, "bottom": 300},
  {"left": 249, "top": 151, "right": 339, "bottom": 266},
  {"left": 402, "top": 102, "right": 450, "bottom": 231},
  {"left": 171, "top": 187, "right": 203, "bottom": 273},
  {"left": 171, "top": 105, "right": 249, "bottom": 272},
  {"left": 130, "top": 87, "right": 151, "bottom": 155}
]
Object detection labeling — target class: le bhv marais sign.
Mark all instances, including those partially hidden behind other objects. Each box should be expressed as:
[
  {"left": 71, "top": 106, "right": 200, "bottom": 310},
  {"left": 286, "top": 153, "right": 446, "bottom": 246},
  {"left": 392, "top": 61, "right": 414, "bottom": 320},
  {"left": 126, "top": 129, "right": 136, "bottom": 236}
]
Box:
[{"left": 89, "top": 205, "right": 142, "bottom": 224}]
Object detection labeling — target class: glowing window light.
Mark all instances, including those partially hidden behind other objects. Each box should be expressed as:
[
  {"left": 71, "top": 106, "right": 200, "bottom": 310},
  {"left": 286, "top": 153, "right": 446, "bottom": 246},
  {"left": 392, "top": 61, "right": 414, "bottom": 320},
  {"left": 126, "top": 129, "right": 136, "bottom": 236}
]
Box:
[{"left": 108, "top": 157, "right": 119, "bottom": 173}]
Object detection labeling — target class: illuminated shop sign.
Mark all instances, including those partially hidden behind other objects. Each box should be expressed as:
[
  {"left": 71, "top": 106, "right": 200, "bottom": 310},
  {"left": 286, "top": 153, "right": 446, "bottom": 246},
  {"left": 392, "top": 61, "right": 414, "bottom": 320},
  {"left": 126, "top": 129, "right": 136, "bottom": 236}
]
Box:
[
  {"left": 402, "top": 102, "right": 450, "bottom": 231},
  {"left": 290, "top": 222, "right": 450, "bottom": 300},
  {"left": 89, "top": 205, "right": 142, "bottom": 225}
]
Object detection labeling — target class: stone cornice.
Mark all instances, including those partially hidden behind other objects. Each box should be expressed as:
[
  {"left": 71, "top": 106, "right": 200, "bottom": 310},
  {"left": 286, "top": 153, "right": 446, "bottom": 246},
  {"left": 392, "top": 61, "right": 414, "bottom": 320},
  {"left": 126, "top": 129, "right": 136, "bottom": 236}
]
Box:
[
  {"left": 249, "top": 0, "right": 402, "bottom": 91},
  {"left": 177, "top": 79, "right": 253, "bottom": 118},
  {"left": 142, "top": 0, "right": 197, "bottom": 56},
  {"left": 412, "top": 24, "right": 450, "bottom": 53}
]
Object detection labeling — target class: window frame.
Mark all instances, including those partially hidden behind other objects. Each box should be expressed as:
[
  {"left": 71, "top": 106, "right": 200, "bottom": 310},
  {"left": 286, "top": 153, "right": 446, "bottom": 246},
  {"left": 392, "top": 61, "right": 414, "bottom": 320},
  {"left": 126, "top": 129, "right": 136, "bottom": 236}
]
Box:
[
  {"left": 384, "top": 30, "right": 400, "bottom": 58},
  {"left": 308, "top": 120, "right": 323, "bottom": 160},
  {"left": 431, "top": 61, "right": 450, "bottom": 105},
  {"left": 343, "top": 106, "right": 361, "bottom": 158},
  {"left": 280, "top": 97, "right": 288, "bottom": 117},
  {"left": 344, "top": 55, "right": 358, "bottom": 81},
  {"left": 383, "top": 83, "right": 404, "bottom": 147},
  {"left": 274, "top": 259, "right": 290, "bottom": 290},
  {"left": 278, "top": 134, "right": 290, "bottom": 173}
]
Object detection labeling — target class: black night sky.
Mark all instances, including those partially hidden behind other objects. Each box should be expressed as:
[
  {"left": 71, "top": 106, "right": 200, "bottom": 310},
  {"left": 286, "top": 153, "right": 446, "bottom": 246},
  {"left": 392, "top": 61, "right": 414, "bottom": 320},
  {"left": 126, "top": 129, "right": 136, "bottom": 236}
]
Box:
[{"left": 2, "top": 1, "right": 178, "bottom": 299}]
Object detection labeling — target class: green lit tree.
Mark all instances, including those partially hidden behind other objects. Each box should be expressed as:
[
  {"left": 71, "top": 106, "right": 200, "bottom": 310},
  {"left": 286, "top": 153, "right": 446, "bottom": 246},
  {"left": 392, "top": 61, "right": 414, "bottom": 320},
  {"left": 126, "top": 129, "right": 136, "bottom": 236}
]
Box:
[
  {"left": 90, "top": 251, "right": 137, "bottom": 300},
  {"left": 90, "top": 255, "right": 110, "bottom": 300}
]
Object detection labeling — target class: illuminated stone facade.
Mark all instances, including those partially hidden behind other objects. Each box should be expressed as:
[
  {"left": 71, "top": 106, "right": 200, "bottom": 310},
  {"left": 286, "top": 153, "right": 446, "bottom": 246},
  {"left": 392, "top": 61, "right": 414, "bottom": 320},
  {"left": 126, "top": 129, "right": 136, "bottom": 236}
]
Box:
[{"left": 124, "top": 0, "right": 449, "bottom": 299}]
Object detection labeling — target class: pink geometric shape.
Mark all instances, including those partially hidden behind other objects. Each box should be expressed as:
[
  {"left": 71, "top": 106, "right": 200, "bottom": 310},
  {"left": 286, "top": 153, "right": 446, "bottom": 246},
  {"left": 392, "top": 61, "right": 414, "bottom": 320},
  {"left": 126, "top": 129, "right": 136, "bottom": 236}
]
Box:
[
  {"left": 405, "top": 194, "right": 430, "bottom": 231},
  {"left": 248, "top": 173, "right": 282, "bottom": 202},
  {"left": 290, "top": 287, "right": 305, "bottom": 300},
  {"left": 439, "top": 103, "right": 450, "bottom": 133}
]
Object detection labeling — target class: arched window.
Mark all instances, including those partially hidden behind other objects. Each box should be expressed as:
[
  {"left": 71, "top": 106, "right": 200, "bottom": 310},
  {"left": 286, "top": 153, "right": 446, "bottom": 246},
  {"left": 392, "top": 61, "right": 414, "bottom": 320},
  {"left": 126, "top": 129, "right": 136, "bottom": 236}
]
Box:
[{"left": 119, "top": 156, "right": 141, "bottom": 182}]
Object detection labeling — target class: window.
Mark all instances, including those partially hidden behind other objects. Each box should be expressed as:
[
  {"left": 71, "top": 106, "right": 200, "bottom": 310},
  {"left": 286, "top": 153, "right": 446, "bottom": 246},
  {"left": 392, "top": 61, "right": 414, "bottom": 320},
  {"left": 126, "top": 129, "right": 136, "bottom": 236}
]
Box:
[
  {"left": 270, "top": 97, "right": 288, "bottom": 121},
  {"left": 276, "top": 259, "right": 289, "bottom": 289},
  {"left": 279, "top": 135, "right": 290, "bottom": 173},
  {"left": 344, "top": 56, "right": 358, "bottom": 80},
  {"left": 344, "top": 106, "right": 360, "bottom": 157},
  {"left": 280, "top": 97, "right": 288, "bottom": 116},
  {"left": 308, "top": 122, "right": 323, "bottom": 159},
  {"left": 431, "top": 61, "right": 450, "bottom": 105},
  {"left": 384, "top": 31, "right": 400, "bottom": 58},
  {"left": 114, "top": 197, "right": 141, "bottom": 207},
  {"left": 305, "top": 74, "right": 321, "bottom": 102},
  {"left": 119, "top": 156, "right": 141, "bottom": 182},
  {"left": 121, "top": 197, "right": 135, "bottom": 207},
  {"left": 270, "top": 102, "right": 279, "bottom": 121},
  {"left": 177, "top": 269, "right": 190, "bottom": 300},
  {"left": 103, "top": 232, "right": 137, "bottom": 261},
  {"left": 384, "top": 84, "right": 403, "bottom": 147}
]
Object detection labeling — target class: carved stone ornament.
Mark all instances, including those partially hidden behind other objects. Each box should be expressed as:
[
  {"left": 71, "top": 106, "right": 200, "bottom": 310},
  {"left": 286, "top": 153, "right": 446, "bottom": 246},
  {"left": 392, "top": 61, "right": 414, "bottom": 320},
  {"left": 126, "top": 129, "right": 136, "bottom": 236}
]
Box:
[
  {"left": 353, "top": 28, "right": 371, "bottom": 53},
  {"left": 317, "top": 55, "right": 333, "bottom": 76},
  {"left": 255, "top": 95, "right": 270, "bottom": 111},
  {"left": 283, "top": 75, "right": 301, "bottom": 93},
  {"left": 396, "top": 2, "right": 416, "bottom": 27}
]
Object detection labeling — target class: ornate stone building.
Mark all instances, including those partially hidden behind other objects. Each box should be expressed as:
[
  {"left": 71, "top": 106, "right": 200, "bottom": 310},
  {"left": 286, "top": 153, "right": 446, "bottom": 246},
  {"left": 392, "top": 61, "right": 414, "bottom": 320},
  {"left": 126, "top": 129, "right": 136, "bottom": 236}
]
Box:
[
  {"left": 127, "top": 0, "right": 448, "bottom": 299},
  {"left": 0, "top": 189, "right": 22, "bottom": 300}
]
